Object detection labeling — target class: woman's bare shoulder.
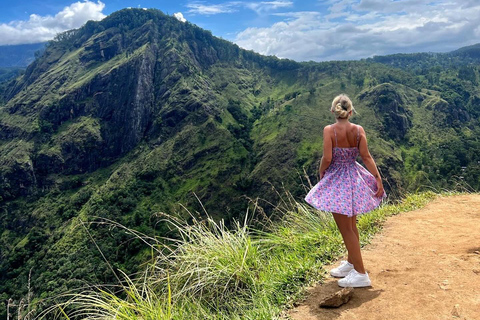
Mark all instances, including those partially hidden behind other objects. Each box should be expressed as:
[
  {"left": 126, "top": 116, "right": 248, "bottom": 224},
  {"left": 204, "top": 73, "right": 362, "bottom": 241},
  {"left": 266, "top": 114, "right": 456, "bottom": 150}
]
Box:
[{"left": 351, "top": 123, "right": 365, "bottom": 132}]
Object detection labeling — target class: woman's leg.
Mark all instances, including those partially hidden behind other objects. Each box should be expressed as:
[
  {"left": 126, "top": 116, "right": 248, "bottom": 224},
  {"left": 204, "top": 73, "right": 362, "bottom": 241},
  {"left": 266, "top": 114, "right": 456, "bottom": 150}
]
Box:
[
  {"left": 347, "top": 216, "right": 360, "bottom": 264},
  {"left": 332, "top": 213, "right": 366, "bottom": 274}
]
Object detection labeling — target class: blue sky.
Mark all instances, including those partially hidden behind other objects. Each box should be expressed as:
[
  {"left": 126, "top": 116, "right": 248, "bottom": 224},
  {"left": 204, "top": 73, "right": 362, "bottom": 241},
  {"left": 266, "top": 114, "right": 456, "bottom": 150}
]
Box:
[{"left": 0, "top": 0, "right": 479, "bottom": 61}]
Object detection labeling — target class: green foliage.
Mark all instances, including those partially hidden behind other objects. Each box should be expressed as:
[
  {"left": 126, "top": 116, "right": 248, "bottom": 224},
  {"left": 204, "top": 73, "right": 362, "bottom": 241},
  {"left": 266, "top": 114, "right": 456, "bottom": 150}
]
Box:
[
  {"left": 43, "top": 192, "right": 437, "bottom": 320},
  {"left": 0, "top": 67, "right": 24, "bottom": 83}
]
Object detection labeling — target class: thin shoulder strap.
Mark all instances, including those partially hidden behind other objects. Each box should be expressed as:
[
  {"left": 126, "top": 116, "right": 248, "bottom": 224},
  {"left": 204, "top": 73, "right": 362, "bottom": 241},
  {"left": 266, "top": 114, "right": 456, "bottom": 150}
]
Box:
[
  {"left": 333, "top": 126, "right": 338, "bottom": 147},
  {"left": 356, "top": 125, "right": 360, "bottom": 147}
]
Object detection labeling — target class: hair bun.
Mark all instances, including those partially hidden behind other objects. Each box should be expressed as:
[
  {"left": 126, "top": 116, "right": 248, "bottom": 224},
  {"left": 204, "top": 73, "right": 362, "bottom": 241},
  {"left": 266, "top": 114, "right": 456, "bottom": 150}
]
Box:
[{"left": 331, "top": 94, "right": 354, "bottom": 119}]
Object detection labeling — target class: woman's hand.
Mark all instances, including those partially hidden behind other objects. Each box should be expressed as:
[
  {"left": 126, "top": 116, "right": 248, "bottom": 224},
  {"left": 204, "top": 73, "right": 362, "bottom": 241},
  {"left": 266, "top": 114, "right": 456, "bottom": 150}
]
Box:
[{"left": 374, "top": 178, "right": 384, "bottom": 198}]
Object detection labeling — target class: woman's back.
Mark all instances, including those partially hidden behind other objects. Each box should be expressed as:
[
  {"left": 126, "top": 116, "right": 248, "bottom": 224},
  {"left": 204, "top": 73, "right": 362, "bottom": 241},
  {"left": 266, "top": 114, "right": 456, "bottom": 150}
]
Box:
[
  {"left": 305, "top": 93, "right": 384, "bottom": 216},
  {"left": 330, "top": 123, "right": 360, "bottom": 149}
]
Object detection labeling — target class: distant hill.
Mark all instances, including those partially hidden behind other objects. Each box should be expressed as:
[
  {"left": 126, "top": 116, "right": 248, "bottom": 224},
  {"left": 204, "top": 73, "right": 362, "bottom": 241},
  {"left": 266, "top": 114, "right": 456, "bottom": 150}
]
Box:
[
  {"left": 367, "top": 43, "right": 480, "bottom": 71},
  {"left": 0, "top": 67, "right": 23, "bottom": 82},
  {"left": 450, "top": 43, "right": 480, "bottom": 59},
  {"left": 0, "top": 8, "right": 479, "bottom": 318},
  {"left": 0, "top": 43, "right": 45, "bottom": 84},
  {"left": 0, "top": 42, "right": 46, "bottom": 67}
]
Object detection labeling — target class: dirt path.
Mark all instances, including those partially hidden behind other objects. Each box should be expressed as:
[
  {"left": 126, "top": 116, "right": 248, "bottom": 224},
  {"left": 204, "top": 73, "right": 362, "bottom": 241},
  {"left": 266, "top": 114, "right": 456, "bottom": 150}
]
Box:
[{"left": 287, "top": 194, "right": 480, "bottom": 320}]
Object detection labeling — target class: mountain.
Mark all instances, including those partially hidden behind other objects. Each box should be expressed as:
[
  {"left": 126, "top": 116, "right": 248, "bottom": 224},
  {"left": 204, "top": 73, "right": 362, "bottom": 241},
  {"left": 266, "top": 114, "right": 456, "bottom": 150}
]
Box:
[
  {"left": 0, "top": 43, "right": 46, "bottom": 103},
  {"left": 0, "top": 43, "right": 46, "bottom": 68},
  {"left": 1, "top": 8, "right": 479, "bottom": 317},
  {"left": 450, "top": 43, "right": 480, "bottom": 60},
  {"left": 367, "top": 42, "right": 480, "bottom": 73}
]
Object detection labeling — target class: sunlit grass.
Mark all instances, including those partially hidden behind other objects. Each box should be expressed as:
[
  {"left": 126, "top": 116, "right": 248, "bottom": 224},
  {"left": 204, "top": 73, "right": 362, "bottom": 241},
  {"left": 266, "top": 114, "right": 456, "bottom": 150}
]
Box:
[{"left": 42, "top": 191, "right": 439, "bottom": 319}]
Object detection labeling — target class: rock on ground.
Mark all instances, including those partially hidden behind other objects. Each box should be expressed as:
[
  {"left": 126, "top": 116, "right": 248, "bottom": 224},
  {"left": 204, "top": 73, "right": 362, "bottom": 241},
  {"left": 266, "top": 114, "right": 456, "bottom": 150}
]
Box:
[{"left": 318, "top": 287, "right": 354, "bottom": 308}]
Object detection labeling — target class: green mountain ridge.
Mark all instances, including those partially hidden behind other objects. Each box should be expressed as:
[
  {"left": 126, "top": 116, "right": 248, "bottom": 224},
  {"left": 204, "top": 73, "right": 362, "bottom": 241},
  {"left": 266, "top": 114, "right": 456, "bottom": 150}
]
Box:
[{"left": 0, "top": 8, "right": 479, "bottom": 317}]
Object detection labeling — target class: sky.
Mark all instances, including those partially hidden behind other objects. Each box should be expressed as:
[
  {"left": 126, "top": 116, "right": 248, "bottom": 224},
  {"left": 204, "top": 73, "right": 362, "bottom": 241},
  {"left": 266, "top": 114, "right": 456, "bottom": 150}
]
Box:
[{"left": 0, "top": 0, "right": 479, "bottom": 62}]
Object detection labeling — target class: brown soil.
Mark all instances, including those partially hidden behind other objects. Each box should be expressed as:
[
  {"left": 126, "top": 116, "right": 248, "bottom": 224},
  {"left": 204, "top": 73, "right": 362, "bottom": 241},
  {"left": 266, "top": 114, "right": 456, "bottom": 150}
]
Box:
[{"left": 286, "top": 195, "right": 480, "bottom": 320}]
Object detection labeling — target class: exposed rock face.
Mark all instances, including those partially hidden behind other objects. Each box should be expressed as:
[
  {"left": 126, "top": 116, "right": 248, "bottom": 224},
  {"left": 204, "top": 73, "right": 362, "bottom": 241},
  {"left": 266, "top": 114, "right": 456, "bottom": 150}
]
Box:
[
  {"left": 0, "top": 123, "right": 24, "bottom": 140},
  {"left": 0, "top": 141, "right": 37, "bottom": 200},
  {"left": 86, "top": 44, "right": 157, "bottom": 156},
  {"left": 0, "top": 9, "right": 225, "bottom": 197},
  {"left": 359, "top": 84, "right": 412, "bottom": 141},
  {"left": 432, "top": 98, "right": 470, "bottom": 125},
  {"left": 0, "top": 23, "right": 161, "bottom": 195},
  {"left": 80, "top": 29, "right": 123, "bottom": 64}
]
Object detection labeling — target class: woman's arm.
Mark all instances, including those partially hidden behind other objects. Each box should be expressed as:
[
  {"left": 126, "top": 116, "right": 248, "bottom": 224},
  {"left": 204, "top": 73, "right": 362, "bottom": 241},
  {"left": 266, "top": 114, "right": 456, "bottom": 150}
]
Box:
[
  {"left": 319, "top": 126, "right": 333, "bottom": 179},
  {"left": 358, "top": 126, "right": 385, "bottom": 197}
]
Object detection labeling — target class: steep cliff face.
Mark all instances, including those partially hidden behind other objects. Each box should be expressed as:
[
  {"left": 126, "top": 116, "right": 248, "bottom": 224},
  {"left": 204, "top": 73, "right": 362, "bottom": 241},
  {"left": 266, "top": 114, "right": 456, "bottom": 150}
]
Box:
[
  {"left": 0, "top": 140, "right": 36, "bottom": 200},
  {"left": 0, "top": 10, "right": 225, "bottom": 195},
  {"left": 359, "top": 84, "right": 413, "bottom": 141}
]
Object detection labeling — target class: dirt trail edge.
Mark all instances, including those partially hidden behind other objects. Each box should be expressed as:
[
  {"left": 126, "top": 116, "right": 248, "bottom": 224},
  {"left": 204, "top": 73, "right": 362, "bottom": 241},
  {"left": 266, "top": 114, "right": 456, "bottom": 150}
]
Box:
[{"left": 287, "top": 195, "right": 480, "bottom": 320}]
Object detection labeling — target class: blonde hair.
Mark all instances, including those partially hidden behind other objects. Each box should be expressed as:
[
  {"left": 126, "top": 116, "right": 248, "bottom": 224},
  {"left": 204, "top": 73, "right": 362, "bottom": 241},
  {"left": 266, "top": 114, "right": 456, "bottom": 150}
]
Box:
[{"left": 331, "top": 94, "right": 355, "bottom": 119}]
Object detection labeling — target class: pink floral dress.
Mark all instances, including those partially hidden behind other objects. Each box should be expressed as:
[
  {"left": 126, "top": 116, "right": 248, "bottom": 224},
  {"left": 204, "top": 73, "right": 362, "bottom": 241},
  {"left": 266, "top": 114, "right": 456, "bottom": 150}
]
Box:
[{"left": 305, "top": 126, "right": 386, "bottom": 216}]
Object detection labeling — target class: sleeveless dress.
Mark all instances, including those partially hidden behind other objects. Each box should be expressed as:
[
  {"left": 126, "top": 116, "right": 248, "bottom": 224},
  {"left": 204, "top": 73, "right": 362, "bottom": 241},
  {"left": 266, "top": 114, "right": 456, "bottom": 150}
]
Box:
[{"left": 305, "top": 125, "right": 386, "bottom": 217}]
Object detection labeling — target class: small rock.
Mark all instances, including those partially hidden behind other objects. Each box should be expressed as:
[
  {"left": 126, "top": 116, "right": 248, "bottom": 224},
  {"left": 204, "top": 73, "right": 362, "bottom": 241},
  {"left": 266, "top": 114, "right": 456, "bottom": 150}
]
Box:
[
  {"left": 439, "top": 280, "right": 450, "bottom": 290},
  {"left": 319, "top": 287, "right": 354, "bottom": 308},
  {"left": 451, "top": 304, "right": 461, "bottom": 318}
]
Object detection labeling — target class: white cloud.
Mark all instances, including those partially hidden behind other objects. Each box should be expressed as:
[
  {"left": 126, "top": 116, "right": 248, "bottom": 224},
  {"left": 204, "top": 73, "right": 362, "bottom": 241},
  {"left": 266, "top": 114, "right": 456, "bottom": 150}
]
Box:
[
  {"left": 245, "top": 1, "right": 293, "bottom": 14},
  {"left": 236, "top": 12, "right": 328, "bottom": 61},
  {"left": 235, "top": 0, "right": 480, "bottom": 61},
  {"left": 187, "top": 2, "right": 237, "bottom": 15},
  {"left": 186, "top": 1, "right": 292, "bottom": 15},
  {"left": 326, "top": 0, "right": 352, "bottom": 19},
  {"left": 0, "top": 1, "right": 106, "bottom": 45},
  {"left": 354, "top": 0, "right": 436, "bottom": 14},
  {"left": 173, "top": 12, "right": 187, "bottom": 22}
]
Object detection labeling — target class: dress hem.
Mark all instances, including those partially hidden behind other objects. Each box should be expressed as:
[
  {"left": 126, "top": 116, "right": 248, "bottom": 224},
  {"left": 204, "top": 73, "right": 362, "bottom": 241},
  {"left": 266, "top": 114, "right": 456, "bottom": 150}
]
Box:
[{"left": 304, "top": 199, "right": 382, "bottom": 217}]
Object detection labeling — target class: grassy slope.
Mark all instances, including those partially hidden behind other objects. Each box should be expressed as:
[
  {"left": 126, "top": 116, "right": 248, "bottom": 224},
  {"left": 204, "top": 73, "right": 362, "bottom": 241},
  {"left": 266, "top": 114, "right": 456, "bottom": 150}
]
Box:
[{"left": 48, "top": 192, "right": 439, "bottom": 320}]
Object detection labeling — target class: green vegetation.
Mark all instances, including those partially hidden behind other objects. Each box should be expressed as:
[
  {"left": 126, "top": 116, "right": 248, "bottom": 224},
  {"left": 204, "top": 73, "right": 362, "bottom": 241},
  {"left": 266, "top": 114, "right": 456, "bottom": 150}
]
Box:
[
  {"left": 1, "top": 8, "right": 480, "bottom": 318},
  {"left": 38, "top": 192, "right": 437, "bottom": 320},
  {"left": 0, "top": 67, "right": 24, "bottom": 84}
]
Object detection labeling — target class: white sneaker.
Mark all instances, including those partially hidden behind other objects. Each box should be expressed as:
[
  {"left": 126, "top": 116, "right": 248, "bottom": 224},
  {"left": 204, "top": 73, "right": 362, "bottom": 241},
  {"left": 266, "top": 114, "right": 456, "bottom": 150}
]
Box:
[
  {"left": 338, "top": 269, "right": 371, "bottom": 288},
  {"left": 330, "top": 260, "right": 354, "bottom": 278}
]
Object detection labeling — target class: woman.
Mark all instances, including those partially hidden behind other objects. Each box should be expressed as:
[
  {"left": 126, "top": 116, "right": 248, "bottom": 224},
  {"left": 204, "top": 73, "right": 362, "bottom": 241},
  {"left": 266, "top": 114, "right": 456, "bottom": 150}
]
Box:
[{"left": 305, "top": 94, "right": 385, "bottom": 288}]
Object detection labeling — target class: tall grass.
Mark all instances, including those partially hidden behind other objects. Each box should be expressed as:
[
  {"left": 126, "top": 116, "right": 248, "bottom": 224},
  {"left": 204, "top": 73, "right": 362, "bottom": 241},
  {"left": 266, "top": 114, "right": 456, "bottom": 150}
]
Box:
[{"left": 41, "top": 191, "right": 438, "bottom": 320}]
